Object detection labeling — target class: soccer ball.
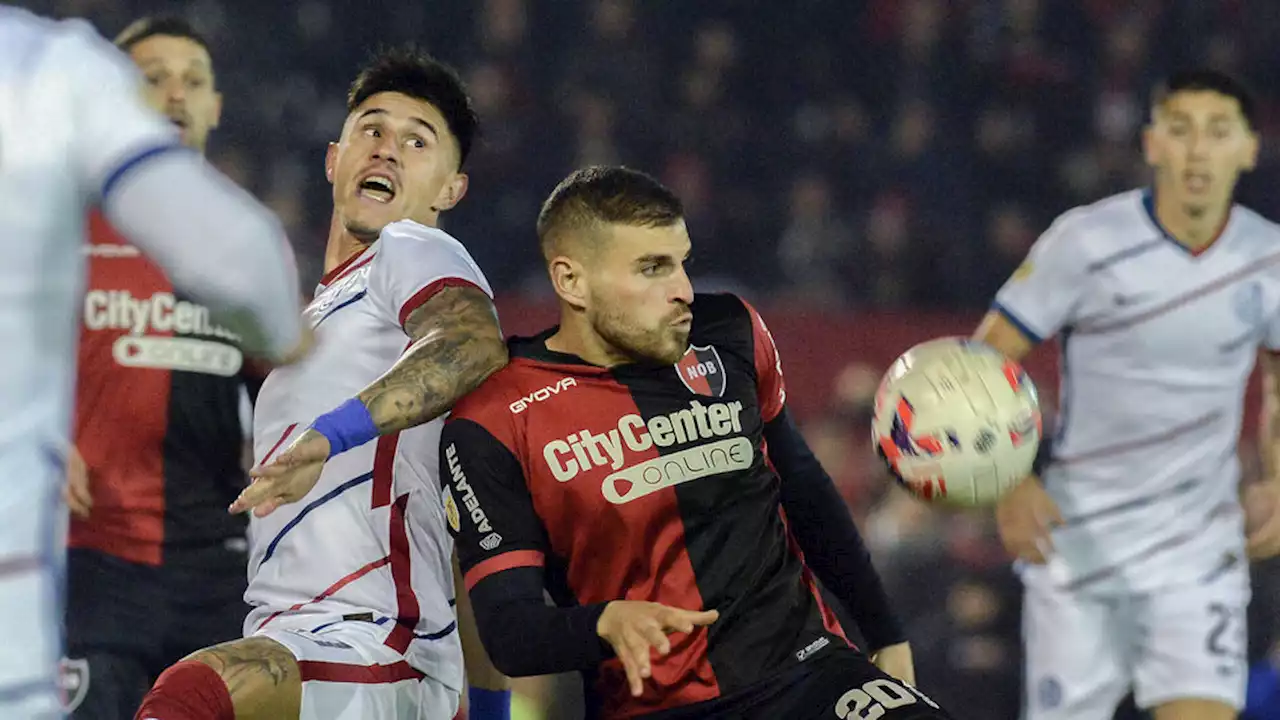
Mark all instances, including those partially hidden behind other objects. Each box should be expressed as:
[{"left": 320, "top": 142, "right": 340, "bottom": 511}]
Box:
[{"left": 871, "top": 337, "right": 1042, "bottom": 506}]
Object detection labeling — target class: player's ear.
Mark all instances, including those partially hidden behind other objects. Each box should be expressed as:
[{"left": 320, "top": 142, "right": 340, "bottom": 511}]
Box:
[
  {"left": 1242, "top": 130, "right": 1260, "bottom": 171},
  {"left": 1141, "top": 124, "right": 1159, "bottom": 167},
  {"left": 431, "top": 173, "right": 469, "bottom": 212},
  {"left": 549, "top": 256, "right": 589, "bottom": 311},
  {"left": 210, "top": 91, "right": 223, "bottom": 130},
  {"left": 324, "top": 143, "right": 338, "bottom": 184}
]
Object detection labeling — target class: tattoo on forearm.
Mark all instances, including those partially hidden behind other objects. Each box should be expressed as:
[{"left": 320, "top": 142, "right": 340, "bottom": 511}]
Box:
[{"left": 359, "top": 285, "right": 508, "bottom": 433}]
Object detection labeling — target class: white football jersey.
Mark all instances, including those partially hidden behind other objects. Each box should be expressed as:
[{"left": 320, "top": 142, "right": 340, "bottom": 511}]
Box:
[
  {"left": 247, "top": 220, "right": 492, "bottom": 691},
  {"left": 996, "top": 188, "right": 1280, "bottom": 592},
  {"left": 0, "top": 9, "right": 177, "bottom": 475}
]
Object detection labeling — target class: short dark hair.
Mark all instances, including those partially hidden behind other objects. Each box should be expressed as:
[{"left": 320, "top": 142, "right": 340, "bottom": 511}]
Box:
[
  {"left": 1152, "top": 69, "right": 1257, "bottom": 129},
  {"left": 347, "top": 46, "right": 478, "bottom": 168},
  {"left": 114, "top": 16, "right": 211, "bottom": 56},
  {"left": 537, "top": 166, "right": 685, "bottom": 260}
]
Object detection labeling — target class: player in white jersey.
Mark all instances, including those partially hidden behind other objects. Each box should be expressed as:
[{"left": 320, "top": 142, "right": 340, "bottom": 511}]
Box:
[
  {"left": 976, "top": 70, "right": 1280, "bottom": 720},
  {"left": 135, "top": 48, "right": 510, "bottom": 720},
  {"left": 0, "top": 8, "right": 308, "bottom": 719}
]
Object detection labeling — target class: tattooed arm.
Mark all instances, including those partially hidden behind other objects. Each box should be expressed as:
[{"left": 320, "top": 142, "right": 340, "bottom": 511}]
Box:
[
  {"left": 358, "top": 284, "right": 507, "bottom": 434},
  {"left": 230, "top": 284, "right": 507, "bottom": 516}
]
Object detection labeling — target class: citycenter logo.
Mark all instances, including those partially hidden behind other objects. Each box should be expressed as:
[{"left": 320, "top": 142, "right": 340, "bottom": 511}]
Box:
[{"left": 541, "top": 400, "right": 754, "bottom": 505}]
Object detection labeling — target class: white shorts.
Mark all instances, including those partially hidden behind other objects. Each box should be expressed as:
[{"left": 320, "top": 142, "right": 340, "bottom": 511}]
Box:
[
  {"left": 0, "top": 455, "right": 64, "bottom": 720},
  {"left": 257, "top": 621, "right": 459, "bottom": 720},
  {"left": 1021, "top": 560, "right": 1250, "bottom": 720}
]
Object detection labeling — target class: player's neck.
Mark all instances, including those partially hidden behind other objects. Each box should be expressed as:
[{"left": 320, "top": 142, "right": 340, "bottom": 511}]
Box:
[
  {"left": 1152, "top": 189, "right": 1232, "bottom": 251},
  {"left": 322, "top": 213, "right": 370, "bottom": 275},
  {"left": 545, "top": 312, "right": 629, "bottom": 368}
]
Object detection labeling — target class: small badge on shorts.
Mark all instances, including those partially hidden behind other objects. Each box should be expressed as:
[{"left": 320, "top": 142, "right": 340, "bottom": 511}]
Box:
[{"left": 58, "top": 657, "right": 89, "bottom": 712}]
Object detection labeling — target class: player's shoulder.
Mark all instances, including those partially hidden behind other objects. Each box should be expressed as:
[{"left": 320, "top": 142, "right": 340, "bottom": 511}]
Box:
[
  {"left": 448, "top": 342, "right": 550, "bottom": 430},
  {"left": 378, "top": 219, "right": 465, "bottom": 250},
  {"left": 0, "top": 7, "right": 55, "bottom": 63},
  {"left": 1039, "top": 189, "right": 1152, "bottom": 260},
  {"left": 689, "top": 292, "right": 754, "bottom": 341},
  {"left": 1227, "top": 203, "right": 1280, "bottom": 247},
  {"left": 3, "top": 10, "right": 128, "bottom": 78},
  {"left": 372, "top": 219, "right": 492, "bottom": 292}
]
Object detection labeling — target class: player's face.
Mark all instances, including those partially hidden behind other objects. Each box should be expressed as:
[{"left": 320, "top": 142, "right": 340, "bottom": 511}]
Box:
[
  {"left": 1144, "top": 91, "right": 1258, "bottom": 216},
  {"left": 128, "top": 35, "right": 221, "bottom": 153},
  {"left": 326, "top": 92, "right": 468, "bottom": 243},
  {"left": 585, "top": 222, "right": 695, "bottom": 365}
]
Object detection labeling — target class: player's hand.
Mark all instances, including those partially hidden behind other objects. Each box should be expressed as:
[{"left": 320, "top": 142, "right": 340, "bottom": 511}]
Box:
[
  {"left": 870, "top": 641, "right": 916, "bottom": 686},
  {"left": 596, "top": 601, "right": 719, "bottom": 698},
  {"left": 62, "top": 445, "right": 92, "bottom": 519},
  {"left": 229, "top": 428, "right": 331, "bottom": 517},
  {"left": 995, "top": 474, "right": 1063, "bottom": 564},
  {"left": 1245, "top": 481, "right": 1280, "bottom": 560}
]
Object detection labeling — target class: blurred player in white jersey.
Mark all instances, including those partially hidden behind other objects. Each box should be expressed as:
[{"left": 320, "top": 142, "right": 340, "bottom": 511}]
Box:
[
  {"left": 136, "top": 48, "right": 510, "bottom": 720},
  {"left": 976, "top": 70, "right": 1280, "bottom": 720},
  {"left": 0, "top": 7, "right": 308, "bottom": 719}
]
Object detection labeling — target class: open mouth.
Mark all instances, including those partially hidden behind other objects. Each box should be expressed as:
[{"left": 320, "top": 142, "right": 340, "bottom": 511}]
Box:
[
  {"left": 358, "top": 175, "right": 396, "bottom": 204},
  {"left": 1184, "top": 170, "right": 1210, "bottom": 193}
]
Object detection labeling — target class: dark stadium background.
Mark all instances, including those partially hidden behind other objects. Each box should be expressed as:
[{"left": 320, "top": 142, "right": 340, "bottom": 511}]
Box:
[{"left": 19, "top": 0, "right": 1280, "bottom": 717}]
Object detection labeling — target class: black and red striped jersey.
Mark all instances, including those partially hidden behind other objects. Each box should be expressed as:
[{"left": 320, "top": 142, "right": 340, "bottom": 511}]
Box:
[
  {"left": 444, "top": 293, "right": 850, "bottom": 719},
  {"left": 69, "top": 211, "right": 253, "bottom": 566}
]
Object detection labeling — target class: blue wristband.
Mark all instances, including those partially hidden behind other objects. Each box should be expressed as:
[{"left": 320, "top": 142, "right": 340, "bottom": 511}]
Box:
[
  {"left": 309, "top": 398, "right": 379, "bottom": 457},
  {"left": 468, "top": 687, "right": 511, "bottom": 720}
]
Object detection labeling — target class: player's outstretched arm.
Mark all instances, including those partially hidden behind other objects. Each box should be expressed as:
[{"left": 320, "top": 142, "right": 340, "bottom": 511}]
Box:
[
  {"left": 231, "top": 285, "right": 505, "bottom": 516},
  {"left": 358, "top": 285, "right": 507, "bottom": 435},
  {"left": 66, "top": 23, "right": 308, "bottom": 363}
]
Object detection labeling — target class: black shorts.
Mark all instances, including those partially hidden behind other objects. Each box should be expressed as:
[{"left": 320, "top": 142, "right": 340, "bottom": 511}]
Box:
[
  {"left": 645, "top": 647, "right": 955, "bottom": 720},
  {"left": 63, "top": 544, "right": 249, "bottom": 718}
]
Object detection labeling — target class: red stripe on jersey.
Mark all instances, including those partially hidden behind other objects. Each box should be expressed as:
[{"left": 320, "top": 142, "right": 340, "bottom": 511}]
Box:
[
  {"left": 740, "top": 298, "right": 786, "bottom": 423},
  {"left": 260, "top": 423, "right": 298, "bottom": 467},
  {"left": 463, "top": 550, "right": 546, "bottom": 592},
  {"left": 384, "top": 493, "right": 420, "bottom": 654},
  {"left": 371, "top": 433, "right": 399, "bottom": 510},
  {"left": 297, "top": 659, "right": 424, "bottom": 684},
  {"left": 397, "top": 277, "right": 484, "bottom": 330},
  {"left": 255, "top": 555, "right": 391, "bottom": 631},
  {"left": 776, "top": 503, "right": 851, "bottom": 647},
  {"left": 318, "top": 248, "right": 375, "bottom": 288},
  {"left": 765, "top": 452, "right": 851, "bottom": 648},
  {"left": 0, "top": 555, "right": 44, "bottom": 578}
]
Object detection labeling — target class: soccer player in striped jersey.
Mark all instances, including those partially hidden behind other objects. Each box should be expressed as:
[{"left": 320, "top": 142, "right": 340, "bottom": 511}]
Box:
[{"left": 977, "top": 69, "right": 1280, "bottom": 720}]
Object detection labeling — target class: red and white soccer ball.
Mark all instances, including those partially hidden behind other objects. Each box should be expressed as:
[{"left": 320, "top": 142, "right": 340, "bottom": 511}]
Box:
[{"left": 872, "top": 338, "right": 1042, "bottom": 506}]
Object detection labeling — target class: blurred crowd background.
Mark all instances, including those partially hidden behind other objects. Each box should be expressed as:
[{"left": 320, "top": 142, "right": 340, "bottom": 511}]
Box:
[{"left": 20, "top": 0, "right": 1280, "bottom": 717}]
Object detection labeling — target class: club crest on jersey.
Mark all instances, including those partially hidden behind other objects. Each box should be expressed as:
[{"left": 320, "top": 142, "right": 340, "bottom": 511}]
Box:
[
  {"left": 675, "top": 345, "right": 726, "bottom": 397},
  {"left": 58, "top": 657, "right": 89, "bottom": 712}
]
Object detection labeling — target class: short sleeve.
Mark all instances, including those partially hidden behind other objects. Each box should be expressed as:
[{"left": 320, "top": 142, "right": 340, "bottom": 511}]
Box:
[
  {"left": 52, "top": 23, "right": 183, "bottom": 199},
  {"left": 1264, "top": 310, "right": 1280, "bottom": 353},
  {"left": 440, "top": 417, "right": 549, "bottom": 592},
  {"left": 740, "top": 298, "right": 787, "bottom": 423},
  {"left": 368, "top": 221, "right": 494, "bottom": 331},
  {"left": 993, "top": 215, "right": 1091, "bottom": 343}
]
